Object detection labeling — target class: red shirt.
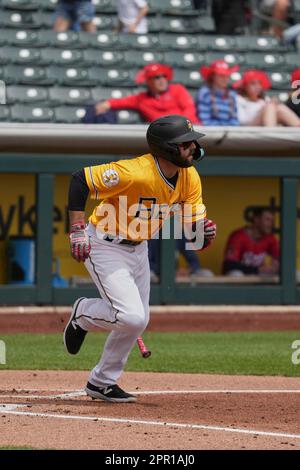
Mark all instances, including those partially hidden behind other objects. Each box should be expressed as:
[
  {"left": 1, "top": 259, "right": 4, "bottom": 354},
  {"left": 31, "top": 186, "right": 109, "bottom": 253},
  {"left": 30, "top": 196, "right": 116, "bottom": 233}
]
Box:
[
  {"left": 108, "top": 84, "right": 200, "bottom": 124},
  {"left": 223, "top": 227, "right": 279, "bottom": 269}
]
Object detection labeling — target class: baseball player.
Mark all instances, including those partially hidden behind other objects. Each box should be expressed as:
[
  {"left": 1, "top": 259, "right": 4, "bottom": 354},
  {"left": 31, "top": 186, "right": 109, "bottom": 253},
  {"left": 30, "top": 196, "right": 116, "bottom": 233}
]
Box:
[{"left": 64, "top": 115, "right": 217, "bottom": 403}]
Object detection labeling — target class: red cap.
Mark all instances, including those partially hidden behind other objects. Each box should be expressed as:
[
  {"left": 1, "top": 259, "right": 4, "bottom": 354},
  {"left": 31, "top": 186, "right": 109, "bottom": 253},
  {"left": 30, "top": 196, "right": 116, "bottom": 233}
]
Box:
[
  {"left": 200, "top": 60, "right": 239, "bottom": 81},
  {"left": 291, "top": 69, "right": 300, "bottom": 84},
  {"left": 135, "top": 63, "right": 173, "bottom": 85},
  {"left": 233, "top": 69, "right": 271, "bottom": 90}
]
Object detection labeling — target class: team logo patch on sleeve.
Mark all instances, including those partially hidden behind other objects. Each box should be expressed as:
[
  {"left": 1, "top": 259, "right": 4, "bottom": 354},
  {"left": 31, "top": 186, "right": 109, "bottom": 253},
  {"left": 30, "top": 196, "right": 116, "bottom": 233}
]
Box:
[{"left": 102, "top": 169, "right": 120, "bottom": 187}]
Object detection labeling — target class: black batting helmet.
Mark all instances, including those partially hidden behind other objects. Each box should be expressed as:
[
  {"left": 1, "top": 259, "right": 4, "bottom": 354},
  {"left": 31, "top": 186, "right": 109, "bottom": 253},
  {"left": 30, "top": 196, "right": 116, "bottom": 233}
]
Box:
[{"left": 146, "top": 115, "right": 205, "bottom": 167}]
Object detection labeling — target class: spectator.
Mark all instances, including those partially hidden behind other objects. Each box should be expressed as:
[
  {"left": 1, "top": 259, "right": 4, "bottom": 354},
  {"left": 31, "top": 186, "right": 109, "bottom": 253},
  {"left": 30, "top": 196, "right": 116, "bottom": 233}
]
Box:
[
  {"left": 222, "top": 208, "right": 279, "bottom": 277},
  {"left": 197, "top": 60, "right": 239, "bottom": 126},
  {"left": 261, "top": 0, "right": 291, "bottom": 38},
  {"left": 94, "top": 63, "right": 200, "bottom": 123},
  {"left": 212, "top": 0, "right": 248, "bottom": 34},
  {"left": 53, "top": 0, "right": 96, "bottom": 32},
  {"left": 116, "top": 0, "right": 149, "bottom": 34},
  {"left": 284, "top": 69, "right": 300, "bottom": 118},
  {"left": 234, "top": 69, "right": 300, "bottom": 126}
]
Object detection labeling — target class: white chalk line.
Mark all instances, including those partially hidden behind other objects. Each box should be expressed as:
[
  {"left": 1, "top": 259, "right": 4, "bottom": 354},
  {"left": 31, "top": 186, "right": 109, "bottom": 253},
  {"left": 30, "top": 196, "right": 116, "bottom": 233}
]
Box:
[
  {"left": 2, "top": 389, "right": 300, "bottom": 400},
  {"left": 1, "top": 406, "right": 300, "bottom": 441}
]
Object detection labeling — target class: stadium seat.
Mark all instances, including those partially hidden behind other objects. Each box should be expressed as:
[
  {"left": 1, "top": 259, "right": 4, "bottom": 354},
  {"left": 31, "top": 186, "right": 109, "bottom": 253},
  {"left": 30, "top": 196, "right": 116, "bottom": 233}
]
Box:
[
  {"left": 38, "top": 31, "right": 81, "bottom": 48},
  {"left": 92, "top": 0, "right": 117, "bottom": 14},
  {"left": 54, "top": 106, "right": 87, "bottom": 123},
  {"left": 80, "top": 32, "right": 120, "bottom": 49},
  {"left": 150, "top": 16, "right": 199, "bottom": 34},
  {"left": 120, "top": 34, "right": 161, "bottom": 51},
  {"left": 197, "top": 35, "right": 237, "bottom": 51},
  {"left": 32, "top": 11, "right": 55, "bottom": 28},
  {"left": 116, "top": 110, "right": 144, "bottom": 124},
  {"left": 91, "top": 87, "right": 134, "bottom": 102},
  {"left": 49, "top": 87, "right": 92, "bottom": 105},
  {"left": 38, "top": 0, "right": 58, "bottom": 11},
  {"left": 10, "top": 104, "right": 54, "bottom": 122},
  {"left": 4, "top": 65, "right": 54, "bottom": 85},
  {"left": 83, "top": 50, "right": 125, "bottom": 67},
  {"left": 164, "top": 51, "right": 206, "bottom": 68},
  {"left": 2, "top": 29, "right": 39, "bottom": 46},
  {"left": 0, "top": 11, "right": 39, "bottom": 29},
  {"left": 269, "top": 72, "right": 291, "bottom": 90},
  {"left": 284, "top": 53, "right": 299, "bottom": 70},
  {"left": 159, "top": 33, "right": 198, "bottom": 51},
  {"left": 6, "top": 85, "right": 49, "bottom": 104},
  {"left": 234, "top": 35, "right": 287, "bottom": 52},
  {"left": 123, "top": 50, "right": 165, "bottom": 67},
  {"left": 267, "top": 89, "right": 290, "bottom": 102},
  {"left": 205, "top": 52, "right": 246, "bottom": 67},
  {"left": 93, "top": 15, "right": 116, "bottom": 30},
  {"left": 244, "top": 53, "right": 286, "bottom": 70},
  {"left": 148, "top": 0, "right": 197, "bottom": 16},
  {"left": 195, "top": 16, "right": 215, "bottom": 33},
  {"left": 46, "top": 65, "right": 91, "bottom": 86},
  {"left": 0, "top": 46, "right": 41, "bottom": 65},
  {"left": 40, "top": 48, "right": 84, "bottom": 66},
  {"left": 0, "top": 106, "right": 11, "bottom": 121},
  {"left": 173, "top": 69, "right": 203, "bottom": 88},
  {"left": 2, "top": 0, "right": 40, "bottom": 10},
  {"left": 88, "top": 67, "right": 136, "bottom": 87}
]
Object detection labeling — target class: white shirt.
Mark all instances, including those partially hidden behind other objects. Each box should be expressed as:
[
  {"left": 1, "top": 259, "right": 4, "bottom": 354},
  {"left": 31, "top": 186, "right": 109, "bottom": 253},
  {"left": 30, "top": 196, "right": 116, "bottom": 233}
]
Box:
[
  {"left": 117, "top": 0, "right": 148, "bottom": 34},
  {"left": 237, "top": 94, "right": 268, "bottom": 125}
]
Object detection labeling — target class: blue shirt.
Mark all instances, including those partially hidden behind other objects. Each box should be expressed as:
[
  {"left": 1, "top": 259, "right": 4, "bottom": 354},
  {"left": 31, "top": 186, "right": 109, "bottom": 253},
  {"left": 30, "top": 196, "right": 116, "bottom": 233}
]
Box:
[{"left": 196, "top": 85, "right": 239, "bottom": 126}]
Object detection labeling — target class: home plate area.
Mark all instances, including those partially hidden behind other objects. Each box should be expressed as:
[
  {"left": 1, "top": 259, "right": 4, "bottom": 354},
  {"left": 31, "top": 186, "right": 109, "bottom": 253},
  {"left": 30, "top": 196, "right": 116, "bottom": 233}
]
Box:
[{"left": 0, "top": 372, "right": 300, "bottom": 450}]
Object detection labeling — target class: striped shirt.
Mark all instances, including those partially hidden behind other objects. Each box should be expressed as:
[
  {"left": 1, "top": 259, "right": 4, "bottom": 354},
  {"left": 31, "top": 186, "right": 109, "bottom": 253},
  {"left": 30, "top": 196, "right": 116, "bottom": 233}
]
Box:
[{"left": 196, "top": 85, "right": 239, "bottom": 126}]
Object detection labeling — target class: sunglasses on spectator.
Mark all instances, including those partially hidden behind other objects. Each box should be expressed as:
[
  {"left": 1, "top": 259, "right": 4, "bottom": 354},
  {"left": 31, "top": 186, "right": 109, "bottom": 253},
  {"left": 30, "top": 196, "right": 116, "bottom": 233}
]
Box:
[{"left": 152, "top": 74, "right": 167, "bottom": 79}]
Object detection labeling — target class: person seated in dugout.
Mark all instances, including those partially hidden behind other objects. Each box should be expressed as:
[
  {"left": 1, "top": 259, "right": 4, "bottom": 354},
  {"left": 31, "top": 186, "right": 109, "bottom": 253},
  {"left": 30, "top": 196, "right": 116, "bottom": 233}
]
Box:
[
  {"left": 222, "top": 208, "right": 279, "bottom": 277},
  {"left": 196, "top": 60, "right": 239, "bottom": 126},
  {"left": 93, "top": 63, "right": 200, "bottom": 124},
  {"left": 234, "top": 69, "right": 300, "bottom": 127}
]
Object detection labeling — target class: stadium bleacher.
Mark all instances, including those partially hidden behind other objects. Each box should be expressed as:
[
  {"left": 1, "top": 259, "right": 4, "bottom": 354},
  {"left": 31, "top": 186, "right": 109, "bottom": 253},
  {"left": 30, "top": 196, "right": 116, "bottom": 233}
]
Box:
[{"left": 0, "top": 0, "right": 298, "bottom": 123}]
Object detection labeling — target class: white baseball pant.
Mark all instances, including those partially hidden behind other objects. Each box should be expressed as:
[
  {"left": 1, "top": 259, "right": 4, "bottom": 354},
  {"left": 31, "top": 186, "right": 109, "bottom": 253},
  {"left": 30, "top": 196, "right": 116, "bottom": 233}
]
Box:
[{"left": 74, "top": 223, "right": 150, "bottom": 388}]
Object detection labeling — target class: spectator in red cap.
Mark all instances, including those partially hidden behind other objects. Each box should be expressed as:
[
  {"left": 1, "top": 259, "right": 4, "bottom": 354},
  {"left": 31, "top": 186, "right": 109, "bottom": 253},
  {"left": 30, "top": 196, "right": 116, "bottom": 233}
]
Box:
[
  {"left": 235, "top": 69, "right": 300, "bottom": 126},
  {"left": 284, "top": 69, "right": 300, "bottom": 119},
  {"left": 197, "top": 60, "right": 239, "bottom": 126},
  {"left": 94, "top": 63, "right": 200, "bottom": 123}
]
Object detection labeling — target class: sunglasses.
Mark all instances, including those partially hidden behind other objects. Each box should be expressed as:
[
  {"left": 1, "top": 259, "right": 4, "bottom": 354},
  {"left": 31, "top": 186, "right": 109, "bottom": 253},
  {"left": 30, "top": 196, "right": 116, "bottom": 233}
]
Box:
[{"left": 152, "top": 74, "right": 167, "bottom": 80}]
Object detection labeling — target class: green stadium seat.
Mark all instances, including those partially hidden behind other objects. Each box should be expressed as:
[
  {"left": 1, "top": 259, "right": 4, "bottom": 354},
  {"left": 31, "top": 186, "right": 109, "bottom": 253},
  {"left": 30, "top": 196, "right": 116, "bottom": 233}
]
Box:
[
  {"left": 284, "top": 53, "right": 299, "bottom": 69},
  {"left": 159, "top": 33, "right": 198, "bottom": 51},
  {"left": 54, "top": 106, "right": 87, "bottom": 123},
  {"left": 2, "top": 0, "right": 40, "bottom": 10},
  {"left": 49, "top": 87, "right": 92, "bottom": 105},
  {"left": 93, "top": 15, "right": 116, "bottom": 30},
  {"left": 148, "top": 0, "right": 197, "bottom": 16},
  {"left": 4, "top": 65, "right": 54, "bottom": 85},
  {"left": 197, "top": 35, "right": 237, "bottom": 51},
  {"left": 244, "top": 53, "right": 286, "bottom": 70},
  {"left": 234, "top": 35, "right": 287, "bottom": 52},
  {"left": 0, "top": 46, "right": 41, "bottom": 65},
  {"left": 267, "top": 90, "right": 290, "bottom": 102},
  {"left": 269, "top": 72, "right": 291, "bottom": 90},
  {"left": 0, "top": 106, "right": 11, "bottom": 121},
  {"left": 38, "top": 31, "right": 81, "bottom": 48},
  {"left": 123, "top": 50, "right": 165, "bottom": 67},
  {"left": 116, "top": 110, "right": 144, "bottom": 124},
  {"left": 0, "top": 11, "right": 38, "bottom": 29},
  {"left": 32, "top": 11, "right": 54, "bottom": 28},
  {"left": 6, "top": 85, "right": 49, "bottom": 104},
  {"left": 164, "top": 51, "right": 206, "bottom": 68},
  {"left": 80, "top": 32, "right": 120, "bottom": 49},
  {"left": 2, "top": 29, "right": 39, "bottom": 46},
  {"left": 88, "top": 67, "right": 136, "bottom": 87},
  {"left": 38, "top": 0, "right": 58, "bottom": 11},
  {"left": 10, "top": 104, "right": 54, "bottom": 122},
  {"left": 92, "top": 0, "right": 117, "bottom": 14},
  {"left": 120, "top": 34, "right": 161, "bottom": 51},
  {"left": 150, "top": 16, "right": 199, "bottom": 34},
  {"left": 195, "top": 16, "right": 215, "bottom": 33},
  {"left": 173, "top": 69, "right": 203, "bottom": 88},
  {"left": 83, "top": 50, "right": 125, "bottom": 67},
  {"left": 205, "top": 52, "right": 246, "bottom": 67},
  {"left": 40, "top": 48, "right": 84, "bottom": 65},
  {"left": 91, "top": 87, "right": 134, "bottom": 102},
  {"left": 46, "top": 65, "right": 92, "bottom": 86}
]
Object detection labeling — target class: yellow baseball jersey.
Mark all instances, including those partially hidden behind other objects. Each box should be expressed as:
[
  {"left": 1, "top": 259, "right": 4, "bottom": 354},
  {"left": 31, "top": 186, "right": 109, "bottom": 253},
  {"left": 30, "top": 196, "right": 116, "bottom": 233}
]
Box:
[{"left": 84, "top": 153, "right": 206, "bottom": 241}]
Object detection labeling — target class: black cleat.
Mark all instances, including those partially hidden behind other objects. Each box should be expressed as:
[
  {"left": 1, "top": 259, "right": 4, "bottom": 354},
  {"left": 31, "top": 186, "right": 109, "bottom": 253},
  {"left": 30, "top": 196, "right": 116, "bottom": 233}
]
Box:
[
  {"left": 85, "top": 381, "right": 137, "bottom": 403},
  {"left": 63, "top": 297, "right": 87, "bottom": 355}
]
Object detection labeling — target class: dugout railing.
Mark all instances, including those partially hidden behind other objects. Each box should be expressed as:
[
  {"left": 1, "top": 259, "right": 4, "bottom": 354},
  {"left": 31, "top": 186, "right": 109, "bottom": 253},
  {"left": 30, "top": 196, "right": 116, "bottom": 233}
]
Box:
[{"left": 0, "top": 124, "right": 299, "bottom": 305}]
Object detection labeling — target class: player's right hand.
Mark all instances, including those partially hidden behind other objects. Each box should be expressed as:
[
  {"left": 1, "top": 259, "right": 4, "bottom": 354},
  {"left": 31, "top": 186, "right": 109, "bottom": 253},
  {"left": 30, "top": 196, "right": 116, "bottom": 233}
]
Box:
[
  {"left": 69, "top": 223, "right": 91, "bottom": 262},
  {"left": 94, "top": 101, "right": 111, "bottom": 115}
]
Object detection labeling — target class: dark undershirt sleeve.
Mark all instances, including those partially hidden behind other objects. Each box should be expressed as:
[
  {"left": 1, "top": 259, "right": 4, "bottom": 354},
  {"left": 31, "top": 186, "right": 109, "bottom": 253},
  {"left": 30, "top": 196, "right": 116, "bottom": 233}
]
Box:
[{"left": 68, "top": 169, "right": 89, "bottom": 211}]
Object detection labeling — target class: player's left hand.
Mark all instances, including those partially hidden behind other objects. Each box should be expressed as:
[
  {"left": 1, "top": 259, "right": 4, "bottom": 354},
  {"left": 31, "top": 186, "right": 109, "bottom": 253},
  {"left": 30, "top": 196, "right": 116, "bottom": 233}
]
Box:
[{"left": 69, "top": 223, "right": 91, "bottom": 262}]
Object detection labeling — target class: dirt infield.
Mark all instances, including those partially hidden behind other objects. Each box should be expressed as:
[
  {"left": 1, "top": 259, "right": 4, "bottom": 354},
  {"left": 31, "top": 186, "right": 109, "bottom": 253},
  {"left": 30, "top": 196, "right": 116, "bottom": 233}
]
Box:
[
  {"left": 0, "top": 305, "right": 300, "bottom": 333},
  {"left": 1, "top": 371, "right": 300, "bottom": 450}
]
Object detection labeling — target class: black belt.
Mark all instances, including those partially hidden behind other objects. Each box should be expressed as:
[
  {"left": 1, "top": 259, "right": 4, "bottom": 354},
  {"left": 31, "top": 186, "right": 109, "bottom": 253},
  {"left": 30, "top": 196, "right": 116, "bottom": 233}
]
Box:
[{"left": 104, "top": 235, "right": 142, "bottom": 246}]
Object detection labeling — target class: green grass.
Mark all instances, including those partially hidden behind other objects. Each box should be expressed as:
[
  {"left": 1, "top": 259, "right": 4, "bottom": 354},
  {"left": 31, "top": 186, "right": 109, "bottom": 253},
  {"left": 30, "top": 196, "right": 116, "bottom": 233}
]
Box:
[
  {"left": 0, "top": 446, "right": 42, "bottom": 450},
  {"left": 0, "top": 332, "right": 300, "bottom": 376}
]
